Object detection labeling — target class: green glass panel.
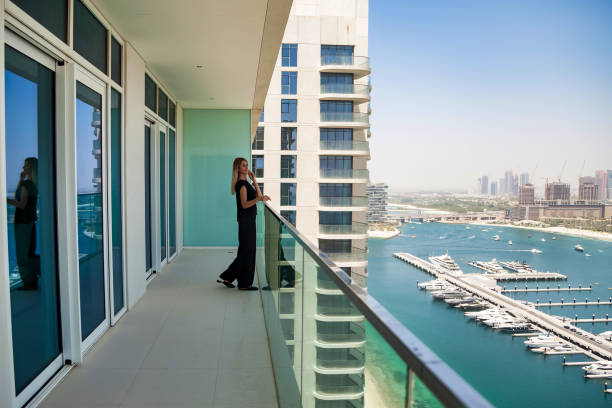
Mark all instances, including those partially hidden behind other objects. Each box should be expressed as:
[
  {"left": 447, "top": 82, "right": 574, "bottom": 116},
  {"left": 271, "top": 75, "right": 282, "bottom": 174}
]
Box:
[
  {"left": 169, "top": 100, "right": 176, "bottom": 127},
  {"left": 111, "top": 37, "right": 122, "bottom": 85},
  {"left": 169, "top": 129, "right": 176, "bottom": 257},
  {"left": 73, "top": 0, "right": 108, "bottom": 74},
  {"left": 158, "top": 89, "right": 168, "bottom": 121},
  {"left": 110, "top": 89, "right": 124, "bottom": 314},
  {"left": 13, "top": 0, "right": 68, "bottom": 42},
  {"left": 145, "top": 74, "right": 156, "bottom": 112}
]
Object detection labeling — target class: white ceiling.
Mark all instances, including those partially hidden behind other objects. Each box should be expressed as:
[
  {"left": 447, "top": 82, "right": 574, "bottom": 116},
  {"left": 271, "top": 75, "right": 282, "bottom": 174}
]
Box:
[{"left": 92, "top": 0, "right": 276, "bottom": 109}]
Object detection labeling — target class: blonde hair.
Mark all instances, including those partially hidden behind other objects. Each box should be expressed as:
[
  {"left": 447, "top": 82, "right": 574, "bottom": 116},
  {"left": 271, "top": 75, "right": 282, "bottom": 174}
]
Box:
[{"left": 230, "top": 157, "right": 248, "bottom": 195}]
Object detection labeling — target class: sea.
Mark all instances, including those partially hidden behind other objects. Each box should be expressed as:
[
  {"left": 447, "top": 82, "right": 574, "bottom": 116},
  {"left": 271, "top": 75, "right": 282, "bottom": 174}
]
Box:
[{"left": 366, "top": 222, "right": 612, "bottom": 407}]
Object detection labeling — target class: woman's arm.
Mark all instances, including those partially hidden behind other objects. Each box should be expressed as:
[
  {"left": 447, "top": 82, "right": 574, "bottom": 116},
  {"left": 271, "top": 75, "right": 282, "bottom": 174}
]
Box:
[
  {"left": 239, "top": 185, "right": 261, "bottom": 209},
  {"left": 7, "top": 185, "right": 28, "bottom": 209}
]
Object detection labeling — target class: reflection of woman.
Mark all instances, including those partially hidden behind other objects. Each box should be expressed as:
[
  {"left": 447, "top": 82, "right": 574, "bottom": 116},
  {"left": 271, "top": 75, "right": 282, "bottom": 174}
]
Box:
[
  {"left": 7, "top": 157, "right": 39, "bottom": 290},
  {"left": 218, "top": 157, "right": 269, "bottom": 290}
]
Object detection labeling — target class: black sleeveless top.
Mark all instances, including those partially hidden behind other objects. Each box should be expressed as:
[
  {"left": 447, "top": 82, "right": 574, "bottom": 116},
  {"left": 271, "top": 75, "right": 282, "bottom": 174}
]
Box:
[
  {"left": 14, "top": 180, "right": 38, "bottom": 224},
  {"left": 234, "top": 180, "right": 257, "bottom": 221}
]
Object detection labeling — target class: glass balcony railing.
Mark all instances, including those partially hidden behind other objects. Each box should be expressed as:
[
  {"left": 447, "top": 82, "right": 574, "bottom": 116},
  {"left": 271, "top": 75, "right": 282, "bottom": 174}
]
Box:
[
  {"left": 320, "top": 140, "right": 370, "bottom": 153},
  {"left": 323, "top": 247, "right": 368, "bottom": 263},
  {"left": 319, "top": 196, "right": 369, "bottom": 207},
  {"left": 317, "top": 331, "right": 365, "bottom": 343},
  {"left": 320, "top": 111, "right": 369, "bottom": 123},
  {"left": 320, "top": 83, "right": 370, "bottom": 96},
  {"left": 320, "top": 55, "right": 370, "bottom": 70},
  {"left": 319, "top": 223, "right": 368, "bottom": 235},
  {"left": 256, "top": 202, "right": 491, "bottom": 407},
  {"left": 319, "top": 168, "right": 369, "bottom": 179}
]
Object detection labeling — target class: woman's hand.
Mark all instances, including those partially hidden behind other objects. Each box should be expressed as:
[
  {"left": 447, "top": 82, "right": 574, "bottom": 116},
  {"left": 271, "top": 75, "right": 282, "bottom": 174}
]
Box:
[
  {"left": 261, "top": 195, "right": 271, "bottom": 202},
  {"left": 247, "top": 170, "right": 256, "bottom": 182}
]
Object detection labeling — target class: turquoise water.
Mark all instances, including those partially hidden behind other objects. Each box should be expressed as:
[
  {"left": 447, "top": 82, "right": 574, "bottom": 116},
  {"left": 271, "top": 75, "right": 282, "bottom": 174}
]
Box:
[{"left": 367, "top": 223, "right": 612, "bottom": 407}]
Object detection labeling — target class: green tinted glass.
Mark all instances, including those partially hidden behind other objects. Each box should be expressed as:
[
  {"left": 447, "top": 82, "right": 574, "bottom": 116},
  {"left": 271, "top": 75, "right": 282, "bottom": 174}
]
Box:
[{"left": 73, "top": 0, "right": 108, "bottom": 74}]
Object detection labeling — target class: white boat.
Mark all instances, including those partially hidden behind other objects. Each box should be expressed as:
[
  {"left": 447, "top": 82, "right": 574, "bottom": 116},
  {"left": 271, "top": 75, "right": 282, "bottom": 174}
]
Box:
[
  {"left": 468, "top": 235, "right": 476, "bottom": 239},
  {"left": 417, "top": 280, "right": 452, "bottom": 291},
  {"left": 524, "top": 333, "right": 565, "bottom": 348},
  {"left": 482, "top": 229, "right": 489, "bottom": 232},
  {"left": 541, "top": 238, "right": 546, "bottom": 242},
  {"left": 469, "top": 259, "right": 505, "bottom": 274},
  {"left": 500, "top": 261, "right": 535, "bottom": 273},
  {"left": 429, "top": 254, "right": 463, "bottom": 275},
  {"left": 574, "top": 244, "right": 584, "bottom": 252},
  {"left": 531, "top": 248, "right": 542, "bottom": 254},
  {"left": 582, "top": 361, "right": 612, "bottom": 375},
  {"left": 508, "top": 240, "right": 512, "bottom": 245},
  {"left": 552, "top": 236, "right": 557, "bottom": 240},
  {"left": 466, "top": 226, "right": 471, "bottom": 230},
  {"left": 431, "top": 289, "right": 467, "bottom": 300},
  {"left": 493, "top": 235, "right": 500, "bottom": 241},
  {"left": 585, "top": 253, "right": 591, "bottom": 257}
]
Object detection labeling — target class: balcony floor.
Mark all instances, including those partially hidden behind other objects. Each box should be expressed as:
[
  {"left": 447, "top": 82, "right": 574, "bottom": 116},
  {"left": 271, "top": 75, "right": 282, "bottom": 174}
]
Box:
[{"left": 41, "top": 248, "right": 277, "bottom": 408}]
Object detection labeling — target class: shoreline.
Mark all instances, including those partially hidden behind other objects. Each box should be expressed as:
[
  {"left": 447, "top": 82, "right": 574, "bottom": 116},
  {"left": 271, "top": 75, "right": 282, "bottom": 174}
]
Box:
[
  {"left": 368, "top": 228, "right": 401, "bottom": 240},
  {"left": 469, "top": 222, "right": 612, "bottom": 243}
]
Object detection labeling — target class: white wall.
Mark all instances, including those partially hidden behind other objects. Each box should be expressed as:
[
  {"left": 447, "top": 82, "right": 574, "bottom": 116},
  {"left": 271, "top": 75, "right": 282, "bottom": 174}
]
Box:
[{"left": 124, "top": 43, "right": 147, "bottom": 308}]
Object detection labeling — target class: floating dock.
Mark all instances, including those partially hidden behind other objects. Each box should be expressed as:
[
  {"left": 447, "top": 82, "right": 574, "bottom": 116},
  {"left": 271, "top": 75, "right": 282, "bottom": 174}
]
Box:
[
  {"left": 534, "top": 301, "right": 612, "bottom": 307},
  {"left": 502, "top": 286, "right": 588, "bottom": 293},
  {"left": 492, "top": 272, "right": 567, "bottom": 281}
]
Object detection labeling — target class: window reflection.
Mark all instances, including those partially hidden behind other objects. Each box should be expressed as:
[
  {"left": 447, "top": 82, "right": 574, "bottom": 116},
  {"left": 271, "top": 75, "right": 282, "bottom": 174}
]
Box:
[{"left": 4, "top": 44, "right": 61, "bottom": 394}]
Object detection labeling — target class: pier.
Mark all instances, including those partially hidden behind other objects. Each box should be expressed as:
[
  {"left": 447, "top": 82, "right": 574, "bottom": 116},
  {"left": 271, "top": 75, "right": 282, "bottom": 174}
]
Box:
[
  {"left": 394, "top": 252, "right": 612, "bottom": 361},
  {"left": 534, "top": 301, "right": 612, "bottom": 307},
  {"left": 492, "top": 272, "right": 567, "bottom": 281},
  {"left": 502, "top": 286, "right": 589, "bottom": 294}
]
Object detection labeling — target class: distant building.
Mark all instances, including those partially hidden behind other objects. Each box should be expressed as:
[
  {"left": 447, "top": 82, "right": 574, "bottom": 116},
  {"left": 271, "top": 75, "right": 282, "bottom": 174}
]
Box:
[
  {"left": 545, "top": 181, "right": 570, "bottom": 203},
  {"left": 509, "top": 203, "right": 611, "bottom": 221},
  {"left": 366, "top": 183, "right": 389, "bottom": 223},
  {"left": 595, "top": 170, "right": 607, "bottom": 201},
  {"left": 480, "top": 175, "right": 489, "bottom": 195},
  {"left": 490, "top": 181, "right": 498, "bottom": 196},
  {"left": 519, "top": 173, "right": 529, "bottom": 187},
  {"left": 578, "top": 176, "right": 599, "bottom": 202},
  {"left": 608, "top": 170, "right": 612, "bottom": 200},
  {"left": 518, "top": 184, "right": 535, "bottom": 205},
  {"left": 499, "top": 178, "right": 505, "bottom": 194},
  {"left": 504, "top": 170, "right": 513, "bottom": 197}
]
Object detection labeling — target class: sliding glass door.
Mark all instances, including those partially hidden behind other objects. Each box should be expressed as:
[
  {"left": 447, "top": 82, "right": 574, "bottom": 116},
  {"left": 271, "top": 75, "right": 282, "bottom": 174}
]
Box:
[
  {"left": 75, "top": 72, "right": 109, "bottom": 348},
  {"left": 144, "top": 122, "right": 153, "bottom": 277},
  {"left": 169, "top": 129, "right": 176, "bottom": 259},
  {"left": 4, "top": 39, "right": 62, "bottom": 402},
  {"left": 159, "top": 127, "right": 166, "bottom": 263}
]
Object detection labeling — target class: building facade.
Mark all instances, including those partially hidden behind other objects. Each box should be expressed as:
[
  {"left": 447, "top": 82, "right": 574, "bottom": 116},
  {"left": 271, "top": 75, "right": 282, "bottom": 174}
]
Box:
[
  {"left": 595, "top": 170, "right": 607, "bottom": 201},
  {"left": 545, "top": 181, "right": 570, "bottom": 203},
  {"left": 366, "top": 183, "right": 388, "bottom": 223},
  {"left": 255, "top": 1, "right": 370, "bottom": 406},
  {"left": 519, "top": 172, "right": 529, "bottom": 187},
  {"left": 480, "top": 175, "right": 488, "bottom": 195},
  {"left": 578, "top": 176, "right": 599, "bottom": 202},
  {"left": 490, "top": 181, "right": 497, "bottom": 196},
  {"left": 608, "top": 170, "right": 612, "bottom": 200},
  {"left": 518, "top": 184, "right": 535, "bottom": 204}
]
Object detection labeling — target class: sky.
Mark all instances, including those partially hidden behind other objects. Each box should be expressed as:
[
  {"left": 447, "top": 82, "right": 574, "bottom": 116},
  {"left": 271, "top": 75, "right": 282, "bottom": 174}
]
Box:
[{"left": 368, "top": 0, "right": 612, "bottom": 193}]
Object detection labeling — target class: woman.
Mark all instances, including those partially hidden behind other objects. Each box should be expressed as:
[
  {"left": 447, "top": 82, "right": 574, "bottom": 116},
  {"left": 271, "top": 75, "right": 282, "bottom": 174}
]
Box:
[
  {"left": 7, "top": 157, "right": 39, "bottom": 290},
  {"left": 218, "top": 157, "right": 269, "bottom": 290}
]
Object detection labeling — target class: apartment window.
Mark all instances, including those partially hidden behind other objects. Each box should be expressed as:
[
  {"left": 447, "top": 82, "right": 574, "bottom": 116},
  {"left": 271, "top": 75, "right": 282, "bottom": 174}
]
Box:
[
  {"left": 252, "top": 155, "right": 264, "bottom": 178},
  {"left": 169, "top": 100, "right": 176, "bottom": 127},
  {"left": 281, "top": 155, "right": 297, "bottom": 178},
  {"left": 282, "top": 71, "right": 298, "bottom": 94},
  {"left": 282, "top": 43, "right": 298, "bottom": 67},
  {"left": 320, "top": 184, "right": 352, "bottom": 197},
  {"left": 158, "top": 89, "right": 168, "bottom": 121},
  {"left": 319, "top": 239, "right": 351, "bottom": 253},
  {"left": 321, "top": 73, "right": 353, "bottom": 86},
  {"left": 321, "top": 100, "right": 353, "bottom": 113},
  {"left": 145, "top": 74, "right": 157, "bottom": 112},
  {"left": 281, "top": 183, "right": 296, "bottom": 206},
  {"left": 319, "top": 211, "right": 352, "bottom": 225},
  {"left": 281, "top": 127, "right": 297, "bottom": 150},
  {"left": 111, "top": 37, "right": 122, "bottom": 85},
  {"left": 320, "top": 156, "right": 353, "bottom": 170},
  {"left": 13, "top": 0, "right": 68, "bottom": 42},
  {"left": 281, "top": 210, "right": 296, "bottom": 226},
  {"left": 321, "top": 45, "right": 354, "bottom": 64},
  {"left": 321, "top": 128, "right": 353, "bottom": 149},
  {"left": 252, "top": 127, "right": 264, "bottom": 150},
  {"left": 281, "top": 99, "right": 297, "bottom": 122},
  {"left": 74, "top": 0, "right": 108, "bottom": 74},
  {"left": 260, "top": 108, "right": 264, "bottom": 122}
]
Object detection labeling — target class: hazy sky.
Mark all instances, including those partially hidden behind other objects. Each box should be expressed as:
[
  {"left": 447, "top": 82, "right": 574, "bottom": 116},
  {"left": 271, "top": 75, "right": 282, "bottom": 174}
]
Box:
[{"left": 368, "top": 0, "right": 612, "bottom": 193}]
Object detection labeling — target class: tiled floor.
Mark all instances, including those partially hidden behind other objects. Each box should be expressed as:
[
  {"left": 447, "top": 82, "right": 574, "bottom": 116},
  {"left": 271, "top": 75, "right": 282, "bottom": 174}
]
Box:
[{"left": 40, "top": 248, "right": 278, "bottom": 408}]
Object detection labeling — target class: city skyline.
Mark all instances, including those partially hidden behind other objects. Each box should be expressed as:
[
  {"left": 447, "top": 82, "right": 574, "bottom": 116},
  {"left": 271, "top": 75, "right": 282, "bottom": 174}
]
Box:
[{"left": 368, "top": 0, "right": 612, "bottom": 191}]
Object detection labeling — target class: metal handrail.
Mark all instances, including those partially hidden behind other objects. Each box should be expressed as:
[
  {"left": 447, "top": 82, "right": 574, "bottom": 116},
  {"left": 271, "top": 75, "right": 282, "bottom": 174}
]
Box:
[{"left": 263, "top": 202, "right": 492, "bottom": 408}]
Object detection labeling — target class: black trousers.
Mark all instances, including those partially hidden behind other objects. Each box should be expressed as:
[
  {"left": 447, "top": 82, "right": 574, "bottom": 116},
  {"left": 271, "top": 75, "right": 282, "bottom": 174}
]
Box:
[{"left": 220, "top": 216, "right": 256, "bottom": 288}]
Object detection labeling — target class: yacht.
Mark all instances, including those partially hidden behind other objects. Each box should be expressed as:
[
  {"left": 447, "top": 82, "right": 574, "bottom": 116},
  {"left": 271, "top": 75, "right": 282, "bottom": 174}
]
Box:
[
  {"left": 470, "top": 259, "right": 505, "bottom": 274},
  {"left": 574, "top": 244, "right": 584, "bottom": 252},
  {"left": 493, "top": 235, "right": 500, "bottom": 241},
  {"left": 524, "top": 333, "right": 565, "bottom": 348},
  {"left": 482, "top": 229, "right": 489, "bottom": 232},
  {"left": 445, "top": 296, "right": 480, "bottom": 306},
  {"left": 552, "top": 236, "right": 557, "bottom": 240},
  {"left": 508, "top": 240, "right": 512, "bottom": 245},
  {"left": 541, "top": 238, "right": 546, "bottom": 242},
  {"left": 582, "top": 361, "right": 612, "bottom": 376},
  {"left": 431, "top": 288, "right": 467, "bottom": 300},
  {"left": 417, "top": 280, "right": 451, "bottom": 291},
  {"left": 495, "top": 321, "right": 533, "bottom": 332},
  {"left": 500, "top": 261, "right": 535, "bottom": 273},
  {"left": 585, "top": 253, "right": 591, "bottom": 257},
  {"left": 530, "top": 248, "right": 542, "bottom": 254},
  {"left": 429, "top": 254, "right": 463, "bottom": 275}
]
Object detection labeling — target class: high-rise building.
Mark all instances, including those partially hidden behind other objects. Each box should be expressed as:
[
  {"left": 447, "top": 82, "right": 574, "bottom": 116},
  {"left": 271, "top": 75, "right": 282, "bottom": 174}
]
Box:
[
  {"left": 608, "top": 170, "right": 612, "bottom": 200},
  {"left": 480, "top": 175, "right": 489, "bottom": 195},
  {"left": 257, "top": 2, "right": 370, "bottom": 405},
  {"left": 518, "top": 184, "right": 535, "bottom": 204},
  {"left": 520, "top": 172, "right": 529, "bottom": 187},
  {"left": 499, "top": 178, "right": 505, "bottom": 194},
  {"left": 579, "top": 176, "right": 599, "bottom": 202},
  {"left": 545, "top": 181, "right": 571, "bottom": 202},
  {"left": 595, "top": 170, "right": 607, "bottom": 201},
  {"left": 366, "top": 183, "right": 389, "bottom": 223},
  {"left": 490, "top": 181, "right": 498, "bottom": 196},
  {"left": 504, "top": 170, "right": 514, "bottom": 197}
]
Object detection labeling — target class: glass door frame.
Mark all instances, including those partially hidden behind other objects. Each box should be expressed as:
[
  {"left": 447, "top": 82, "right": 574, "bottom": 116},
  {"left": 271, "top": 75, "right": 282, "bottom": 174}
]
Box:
[
  {"left": 156, "top": 123, "right": 168, "bottom": 271},
  {"left": 167, "top": 128, "right": 177, "bottom": 263},
  {"left": 3, "top": 29, "right": 65, "bottom": 408},
  {"left": 144, "top": 118, "right": 155, "bottom": 279},
  {"left": 74, "top": 66, "right": 111, "bottom": 356}
]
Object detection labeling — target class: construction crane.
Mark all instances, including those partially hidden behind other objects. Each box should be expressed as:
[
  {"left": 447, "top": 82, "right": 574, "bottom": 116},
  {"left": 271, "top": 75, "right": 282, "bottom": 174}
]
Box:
[{"left": 558, "top": 160, "right": 567, "bottom": 182}]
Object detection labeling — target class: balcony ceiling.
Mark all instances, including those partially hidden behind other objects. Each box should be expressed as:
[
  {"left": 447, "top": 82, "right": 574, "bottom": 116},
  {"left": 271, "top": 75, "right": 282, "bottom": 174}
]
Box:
[{"left": 92, "top": 0, "right": 291, "bottom": 112}]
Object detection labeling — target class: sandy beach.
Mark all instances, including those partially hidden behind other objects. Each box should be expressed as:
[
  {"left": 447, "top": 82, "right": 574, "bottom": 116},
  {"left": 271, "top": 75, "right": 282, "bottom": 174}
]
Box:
[
  {"left": 472, "top": 222, "right": 612, "bottom": 242},
  {"left": 364, "top": 367, "right": 389, "bottom": 407}
]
